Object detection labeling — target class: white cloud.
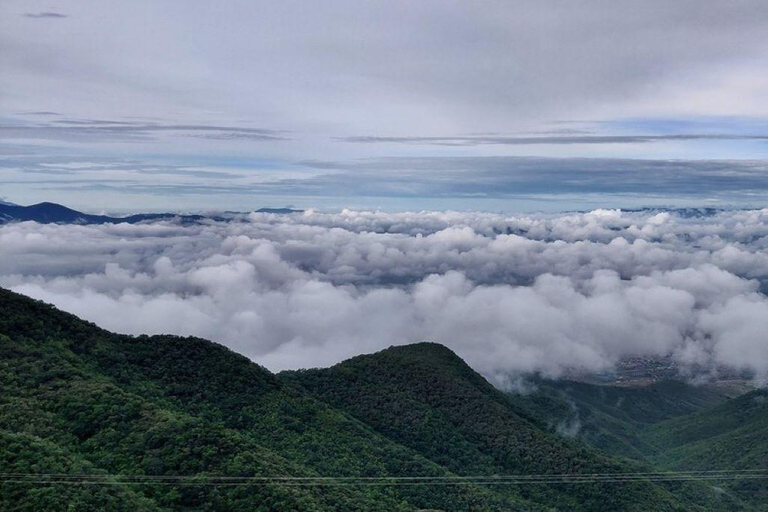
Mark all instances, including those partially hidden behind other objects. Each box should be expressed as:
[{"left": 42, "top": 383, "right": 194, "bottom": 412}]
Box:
[{"left": 3, "top": 208, "right": 768, "bottom": 384}]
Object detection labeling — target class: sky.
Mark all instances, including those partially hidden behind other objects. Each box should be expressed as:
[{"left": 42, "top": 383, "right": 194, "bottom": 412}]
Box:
[{"left": 3, "top": 1, "right": 768, "bottom": 212}]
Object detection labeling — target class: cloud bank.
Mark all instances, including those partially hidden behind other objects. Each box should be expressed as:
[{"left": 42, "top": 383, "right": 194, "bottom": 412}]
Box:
[{"left": 3, "top": 209, "right": 768, "bottom": 386}]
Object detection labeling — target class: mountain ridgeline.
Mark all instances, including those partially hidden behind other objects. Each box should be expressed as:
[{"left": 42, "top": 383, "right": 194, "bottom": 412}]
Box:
[
  {"left": 0, "top": 288, "right": 763, "bottom": 510},
  {"left": 0, "top": 202, "right": 303, "bottom": 225},
  {"left": 0, "top": 202, "right": 208, "bottom": 225}
]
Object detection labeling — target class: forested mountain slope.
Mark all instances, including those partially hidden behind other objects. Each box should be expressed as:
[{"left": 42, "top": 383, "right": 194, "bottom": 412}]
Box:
[
  {"left": 503, "top": 378, "right": 728, "bottom": 460},
  {"left": 280, "top": 343, "right": 737, "bottom": 510},
  {"left": 0, "top": 288, "right": 534, "bottom": 511},
  {"left": 0, "top": 288, "right": 747, "bottom": 510},
  {"left": 641, "top": 389, "right": 768, "bottom": 506}
]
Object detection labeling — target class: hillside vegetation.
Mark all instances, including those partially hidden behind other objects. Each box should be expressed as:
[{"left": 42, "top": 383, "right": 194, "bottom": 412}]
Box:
[
  {"left": 281, "top": 343, "right": 738, "bottom": 510},
  {"left": 0, "top": 288, "right": 751, "bottom": 510},
  {"left": 503, "top": 378, "right": 727, "bottom": 460},
  {"left": 641, "top": 389, "right": 768, "bottom": 505}
]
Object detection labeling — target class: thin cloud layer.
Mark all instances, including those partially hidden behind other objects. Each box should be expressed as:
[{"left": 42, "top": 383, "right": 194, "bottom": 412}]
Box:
[
  {"left": 22, "top": 12, "right": 67, "bottom": 19},
  {"left": 6, "top": 156, "right": 768, "bottom": 214},
  {"left": 3, "top": 209, "right": 768, "bottom": 386},
  {"left": 0, "top": 120, "right": 285, "bottom": 143},
  {"left": 340, "top": 134, "right": 768, "bottom": 146}
]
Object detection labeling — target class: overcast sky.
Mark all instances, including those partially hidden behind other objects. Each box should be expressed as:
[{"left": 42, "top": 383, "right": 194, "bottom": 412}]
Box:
[{"left": 3, "top": 1, "right": 768, "bottom": 212}]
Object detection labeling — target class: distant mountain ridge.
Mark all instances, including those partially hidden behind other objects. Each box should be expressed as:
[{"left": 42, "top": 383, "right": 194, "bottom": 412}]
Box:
[
  {"left": 255, "top": 207, "right": 304, "bottom": 214},
  {"left": 0, "top": 202, "right": 303, "bottom": 225},
  {"left": 0, "top": 202, "right": 208, "bottom": 225}
]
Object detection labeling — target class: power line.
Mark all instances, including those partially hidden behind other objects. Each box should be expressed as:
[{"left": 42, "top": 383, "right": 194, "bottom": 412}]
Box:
[
  {"left": 2, "top": 477, "right": 767, "bottom": 487},
  {"left": 2, "top": 469, "right": 764, "bottom": 479},
  {"left": 1, "top": 469, "right": 764, "bottom": 480},
  {"left": 1, "top": 470, "right": 766, "bottom": 487}
]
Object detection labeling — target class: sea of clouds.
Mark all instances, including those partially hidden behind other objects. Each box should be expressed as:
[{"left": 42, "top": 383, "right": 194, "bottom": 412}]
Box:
[{"left": 3, "top": 208, "right": 768, "bottom": 387}]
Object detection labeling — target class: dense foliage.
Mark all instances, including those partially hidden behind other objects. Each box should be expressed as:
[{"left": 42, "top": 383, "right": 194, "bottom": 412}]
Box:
[
  {"left": 497, "top": 374, "right": 768, "bottom": 507},
  {"left": 0, "top": 288, "right": 757, "bottom": 510},
  {"left": 641, "top": 389, "right": 768, "bottom": 505},
  {"left": 281, "top": 343, "right": 739, "bottom": 510},
  {"left": 0, "top": 289, "right": 524, "bottom": 511},
  {"left": 503, "top": 378, "right": 727, "bottom": 460}
]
